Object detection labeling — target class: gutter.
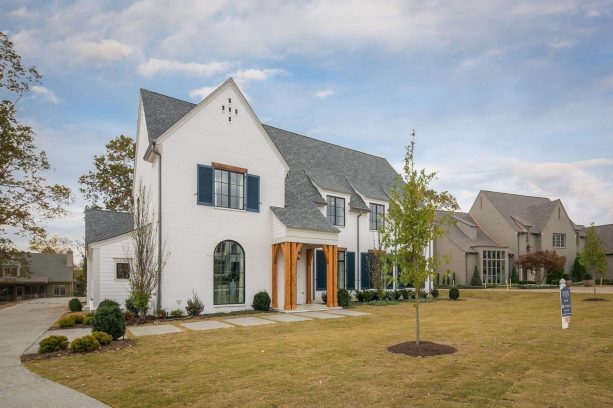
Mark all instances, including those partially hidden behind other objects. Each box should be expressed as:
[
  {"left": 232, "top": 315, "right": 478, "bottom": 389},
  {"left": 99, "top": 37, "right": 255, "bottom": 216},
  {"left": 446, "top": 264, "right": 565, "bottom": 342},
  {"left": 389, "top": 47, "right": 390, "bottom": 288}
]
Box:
[
  {"left": 356, "top": 212, "right": 361, "bottom": 290},
  {"left": 152, "top": 142, "right": 163, "bottom": 309}
]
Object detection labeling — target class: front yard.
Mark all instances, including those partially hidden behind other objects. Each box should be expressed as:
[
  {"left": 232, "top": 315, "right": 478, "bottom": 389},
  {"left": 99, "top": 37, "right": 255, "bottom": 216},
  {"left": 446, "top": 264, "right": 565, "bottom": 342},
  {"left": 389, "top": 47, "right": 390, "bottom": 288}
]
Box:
[{"left": 26, "top": 291, "right": 613, "bottom": 407}]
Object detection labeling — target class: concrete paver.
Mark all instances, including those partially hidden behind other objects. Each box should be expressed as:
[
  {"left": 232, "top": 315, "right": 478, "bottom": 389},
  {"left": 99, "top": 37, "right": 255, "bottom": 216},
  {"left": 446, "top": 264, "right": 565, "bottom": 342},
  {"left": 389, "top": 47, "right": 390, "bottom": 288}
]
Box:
[
  {"left": 181, "top": 321, "right": 233, "bottom": 331},
  {"left": 295, "top": 311, "right": 345, "bottom": 319},
  {"left": 224, "top": 316, "right": 278, "bottom": 326},
  {"left": 261, "top": 314, "right": 313, "bottom": 323},
  {"left": 326, "top": 309, "right": 370, "bottom": 317},
  {"left": 128, "top": 324, "right": 183, "bottom": 337}
]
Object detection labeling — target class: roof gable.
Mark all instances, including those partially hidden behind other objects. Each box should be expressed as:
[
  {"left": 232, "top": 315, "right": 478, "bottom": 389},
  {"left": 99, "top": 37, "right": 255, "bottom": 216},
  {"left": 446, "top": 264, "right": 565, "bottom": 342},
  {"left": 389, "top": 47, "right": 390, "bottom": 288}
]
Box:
[
  {"left": 85, "top": 209, "right": 134, "bottom": 246},
  {"left": 595, "top": 224, "right": 613, "bottom": 254},
  {"left": 140, "top": 89, "right": 196, "bottom": 143}
]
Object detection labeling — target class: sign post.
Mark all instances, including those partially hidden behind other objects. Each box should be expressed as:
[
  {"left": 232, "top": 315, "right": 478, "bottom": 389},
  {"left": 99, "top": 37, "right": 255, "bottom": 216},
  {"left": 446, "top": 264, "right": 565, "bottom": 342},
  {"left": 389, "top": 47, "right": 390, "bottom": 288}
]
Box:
[{"left": 559, "top": 278, "right": 571, "bottom": 329}]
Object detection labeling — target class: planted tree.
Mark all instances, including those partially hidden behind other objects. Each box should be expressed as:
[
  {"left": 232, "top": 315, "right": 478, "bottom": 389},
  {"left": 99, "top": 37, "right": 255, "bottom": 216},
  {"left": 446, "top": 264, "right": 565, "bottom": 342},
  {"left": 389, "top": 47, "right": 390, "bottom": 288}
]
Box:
[
  {"left": 471, "top": 265, "right": 482, "bottom": 286},
  {"left": 0, "top": 32, "right": 71, "bottom": 268},
  {"left": 28, "top": 233, "right": 72, "bottom": 254},
  {"left": 514, "top": 250, "right": 566, "bottom": 284},
  {"left": 79, "top": 134, "right": 135, "bottom": 211},
  {"left": 570, "top": 256, "right": 586, "bottom": 282},
  {"left": 581, "top": 225, "right": 608, "bottom": 298},
  {"left": 510, "top": 266, "right": 519, "bottom": 284},
  {"left": 126, "top": 184, "right": 166, "bottom": 316},
  {"left": 380, "top": 133, "right": 458, "bottom": 346}
]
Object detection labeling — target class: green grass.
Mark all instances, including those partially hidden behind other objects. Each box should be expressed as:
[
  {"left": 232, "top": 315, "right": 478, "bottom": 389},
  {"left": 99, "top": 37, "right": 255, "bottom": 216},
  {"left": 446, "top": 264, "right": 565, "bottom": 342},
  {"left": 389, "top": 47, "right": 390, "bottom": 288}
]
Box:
[{"left": 26, "top": 291, "right": 613, "bottom": 407}]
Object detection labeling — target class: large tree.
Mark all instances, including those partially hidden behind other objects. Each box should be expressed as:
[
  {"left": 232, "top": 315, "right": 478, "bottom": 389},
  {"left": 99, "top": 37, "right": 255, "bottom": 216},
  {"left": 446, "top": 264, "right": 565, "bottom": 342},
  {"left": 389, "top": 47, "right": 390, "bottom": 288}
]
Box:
[
  {"left": 581, "top": 225, "right": 607, "bottom": 297},
  {"left": 380, "top": 134, "right": 458, "bottom": 346},
  {"left": 0, "top": 32, "right": 72, "bottom": 265},
  {"left": 79, "top": 134, "right": 135, "bottom": 211},
  {"left": 514, "top": 250, "right": 566, "bottom": 284},
  {"left": 28, "top": 233, "right": 73, "bottom": 254}
]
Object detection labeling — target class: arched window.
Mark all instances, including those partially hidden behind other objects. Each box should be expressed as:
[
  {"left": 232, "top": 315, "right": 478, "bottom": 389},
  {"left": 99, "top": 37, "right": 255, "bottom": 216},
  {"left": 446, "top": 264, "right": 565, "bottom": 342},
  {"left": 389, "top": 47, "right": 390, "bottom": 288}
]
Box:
[{"left": 214, "top": 241, "right": 245, "bottom": 305}]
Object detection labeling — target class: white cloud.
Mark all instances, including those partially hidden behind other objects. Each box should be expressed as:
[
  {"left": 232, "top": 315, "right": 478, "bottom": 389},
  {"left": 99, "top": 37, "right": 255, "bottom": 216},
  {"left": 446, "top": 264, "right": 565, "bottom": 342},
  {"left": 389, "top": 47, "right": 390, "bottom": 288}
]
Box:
[
  {"left": 30, "top": 85, "right": 60, "bottom": 104},
  {"left": 188, "top": 85, "right": 220, "bottom": 101},
  {"left": 548, "top": 40, "right": 573, "bottom": 49},
  {"left": 314, "top": 89, "right": 335, "bottom": 99},
  {"left": 73, "top": 39, "right": 132, "bottom": 64},
  {"left": 8, "top": 6, "right": 34, "bottom": 18},
  {"left": 231, "top": 68, "right": 286, "bottom": 87},
  {"left": 138, "top": 58, "right": 231, "bottom": 77}
]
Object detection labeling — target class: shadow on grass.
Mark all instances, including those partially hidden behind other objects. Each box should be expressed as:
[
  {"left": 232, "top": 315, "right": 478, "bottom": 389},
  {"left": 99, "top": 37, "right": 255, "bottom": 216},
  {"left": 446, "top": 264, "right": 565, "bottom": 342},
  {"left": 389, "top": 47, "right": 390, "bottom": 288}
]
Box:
[
  {"left": 387, "top": 341, "right": 457, "bottom": 357},
  {"left": 583, "top": 298, "right": 610, "bottom": 302}
]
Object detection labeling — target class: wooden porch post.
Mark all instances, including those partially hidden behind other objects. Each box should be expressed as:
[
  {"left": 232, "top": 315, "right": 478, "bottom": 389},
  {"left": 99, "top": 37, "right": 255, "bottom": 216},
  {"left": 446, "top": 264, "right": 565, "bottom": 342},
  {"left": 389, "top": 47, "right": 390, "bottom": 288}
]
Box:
[
  {"left": 306, "top": 248, "right": 314, "bottom": 304},
  {"left": 332, "top": 245, "right": 339, "bottom": 307},
  {"left": 282, "top": 242, "right": 291, "bottom": 310},
  {"left": 290, "top": 243, "right": 303, "bottom": 309},
  {"left": 271, "top": 244, "right": 280, "bottom": 309}
]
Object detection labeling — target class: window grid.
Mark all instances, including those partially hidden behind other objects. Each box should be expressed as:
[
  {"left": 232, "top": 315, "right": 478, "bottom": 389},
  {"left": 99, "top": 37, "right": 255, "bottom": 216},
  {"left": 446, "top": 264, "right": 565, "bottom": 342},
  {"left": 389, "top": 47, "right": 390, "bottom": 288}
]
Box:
[
  {"left": 482, "top": 250, "right": 506, "bottom": 284},
  {"left": 214, "top": 169, "right": 244, "bottom": 210},
  {"left": 326, "top": 196, "right": 345, "bottom": 226},
  {"left": 338, "top": 251, "right": 346, "bottom": 289},
  {"left": 53, "top": 286, "right": 66, "bottom": 296},
  {"left": 116, "top": 262, "right": 130, "bottom": 280},
  {"left": 552, "top": 233, "right": 566, "bottom": 248},
  {"left": 214, "top": 240, "right": 245, "bottom": 305},
  {"left": 369, "top": 203, "right": 385, "bottom": 230}
]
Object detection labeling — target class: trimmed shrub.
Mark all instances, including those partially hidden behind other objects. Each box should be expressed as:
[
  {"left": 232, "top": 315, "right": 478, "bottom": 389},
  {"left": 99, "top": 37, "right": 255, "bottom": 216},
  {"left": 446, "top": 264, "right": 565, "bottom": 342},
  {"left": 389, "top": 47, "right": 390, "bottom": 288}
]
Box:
[
  {"left": 511, "top": 267, "right": 519, "bottom": 284},
  {"left": 70, "top": 335, "right": 100, "bottom": 353},
  {"left": 252, "top": 291, "right": 272, "bottom": 311},
  {"left": 38, "top": 335, "right": 69, "bottom": 354},
  {"left": 362, "top": 290, "right": 375, "bottom": 302},
  {"left": 571, "top": 257, "right": 586, "bottom": 281},
  {"left": 185, "top": 291, "right": 205, "bottom": 316},
  {"left": 431, "top": 288, "right": 439, "bottom": 299},
  {"left": 125, "top": 297, "right": 139, "bottom": 316},
  {"left": 449, "top": 287, "right": 460, "bottom": 300},
  {"left": 58, "top": 316, "right": 76, "bottom": 328},
  {"left": 170, "top": 309, "right": 184, "bottom": 318},
  {"left": 72, "top": 314, "right": 84, "bottom": 324},
  {"left": 98, "top": 299, "right": 120, "bottom": 309},
  {"left": 92, "top": 331, "right": 112, "bottom": 346},
  {"left": 383, "top": 291, "right": 394, "bottom": 301},
  {"left": 83, "top": 314, "right": 93, "bottom": 325},
  {"left": 92, "top": 304, "right": 125, "bottom": 340},
  {"left": 337, "top": 289, "right": 350, "bottom": 307},
  {"left": 124, "top": 311, "right": 133, "bottom": 321},
  {"left": 583, "top": 272, "right": 593, "bottom": 280},
  {"left": 354, "top": 290, "right": 364, "bottom": 302},
  {"left": 68, "top": 298, "right": 82, "bottom": 312},
  {"left": 321, "top": 292, "right": 327, "bottom": 304},
  {"left": 392, "top": 290, "right": 402, "bottom": 300},
  {"left": 156, "top": 308, "right": 168, "bottom": 319},
  {"left": 471, "top": 266, "right": 482, "bottom": 286}
]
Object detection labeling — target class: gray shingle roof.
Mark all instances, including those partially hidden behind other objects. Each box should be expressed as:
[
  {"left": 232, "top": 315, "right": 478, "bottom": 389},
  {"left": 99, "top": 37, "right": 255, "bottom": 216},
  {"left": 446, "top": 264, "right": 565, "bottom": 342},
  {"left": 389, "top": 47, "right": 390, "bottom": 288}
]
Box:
[
  {"left": 439, "top": 211, "right": 505, "bottom": 253},
  {"left": 482, "top": 191, "right": 566, "bottom": 233},
  {"left": 27, "top": 253, "right": 74, "bottom": 282},
  {"left": 595, "top": 224, "right": 613, "bottom": 254},
  {"left": 140, "top": 89, "right": 195, "bottom": 142},
  {"left": 85, "top": 209, "right": 134, "bottom": 246}
]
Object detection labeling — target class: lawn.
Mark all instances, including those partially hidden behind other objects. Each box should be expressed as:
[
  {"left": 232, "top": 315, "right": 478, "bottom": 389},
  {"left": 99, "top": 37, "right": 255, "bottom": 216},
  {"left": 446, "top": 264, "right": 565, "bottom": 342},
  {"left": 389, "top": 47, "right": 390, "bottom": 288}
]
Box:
[{"left": 26, "top": 291, "right": 613, "bottom": 407}]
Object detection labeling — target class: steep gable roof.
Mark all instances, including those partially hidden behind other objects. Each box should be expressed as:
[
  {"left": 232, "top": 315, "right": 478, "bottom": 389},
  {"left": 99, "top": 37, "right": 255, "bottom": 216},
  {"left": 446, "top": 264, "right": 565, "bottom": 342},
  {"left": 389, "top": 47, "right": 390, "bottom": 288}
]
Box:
[
  {"left": 28, "top": 253, "right": 74, "bottom": 282},
  {"left": 140, "top": 89, "right": 196, "bottom": 142},
  {"left": 438, "top": 211, "right": 505, "bottom": 253},
  {"left": 594, "top": 224, "right": 613, "bottom": 254},
  {"left": 85, "top": 209, "right": 134, "bottom": 247}
]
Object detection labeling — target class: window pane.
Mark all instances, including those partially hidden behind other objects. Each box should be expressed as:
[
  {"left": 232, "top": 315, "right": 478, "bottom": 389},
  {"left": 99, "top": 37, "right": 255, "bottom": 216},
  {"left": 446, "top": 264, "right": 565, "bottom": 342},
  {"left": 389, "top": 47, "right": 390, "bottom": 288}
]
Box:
[{"left": 214, "top": 240, "right": 245, "bottom": 305}]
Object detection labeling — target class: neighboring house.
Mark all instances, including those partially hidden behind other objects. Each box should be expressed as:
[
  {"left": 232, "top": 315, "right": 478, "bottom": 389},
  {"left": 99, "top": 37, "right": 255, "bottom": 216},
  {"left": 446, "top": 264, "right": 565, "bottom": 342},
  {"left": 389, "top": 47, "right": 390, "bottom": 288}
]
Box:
[
  {"left": 0, "top": 252, "right": 75, "bottom": 301},
  {"left": 594, "top": 224, "right": 613, "bottom": 280},
  {"left": 85, "top": 78, "right": 411, "bottom": 313},
  {"left": 433, "top": 211, "right": 508, "bottom": 285}
]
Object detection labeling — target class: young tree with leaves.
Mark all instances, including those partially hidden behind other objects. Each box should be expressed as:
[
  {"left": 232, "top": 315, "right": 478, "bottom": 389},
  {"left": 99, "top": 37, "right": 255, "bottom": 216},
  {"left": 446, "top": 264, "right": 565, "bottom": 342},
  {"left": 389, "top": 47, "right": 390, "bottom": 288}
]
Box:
[
  {"left": 126, "top": 184, "right": 166, "bottom": 316},
  {"left": 380, "top": 133, "right": 458, "bottom": 346},
  {"left": 79, "top": 134, "right": 135, "bottom": 211},
  {"left": 0, "top": 32, "right": 72, "bottom": 266},
  {"left": 581, "top": 225, "right": 607, "bottom": 297}
]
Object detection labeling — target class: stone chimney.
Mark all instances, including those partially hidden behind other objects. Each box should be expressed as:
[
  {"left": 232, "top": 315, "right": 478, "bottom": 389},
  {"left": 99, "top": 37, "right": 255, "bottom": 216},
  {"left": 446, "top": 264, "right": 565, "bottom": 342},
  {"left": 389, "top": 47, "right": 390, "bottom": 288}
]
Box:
[{"left": 66, "top": 249, "right": 74, "bottom": 267}]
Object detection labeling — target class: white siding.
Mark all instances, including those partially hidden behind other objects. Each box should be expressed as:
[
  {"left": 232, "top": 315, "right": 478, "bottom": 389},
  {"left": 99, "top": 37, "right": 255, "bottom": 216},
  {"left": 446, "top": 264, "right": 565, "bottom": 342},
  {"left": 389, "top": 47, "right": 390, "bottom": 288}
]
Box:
[{"left": 90, "top": 234, "right": 132, "bottom": 309}]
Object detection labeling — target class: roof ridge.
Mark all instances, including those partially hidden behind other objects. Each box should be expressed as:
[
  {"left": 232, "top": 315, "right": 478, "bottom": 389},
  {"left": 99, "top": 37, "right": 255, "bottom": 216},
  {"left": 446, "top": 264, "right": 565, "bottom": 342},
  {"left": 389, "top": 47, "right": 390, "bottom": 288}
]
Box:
[
  {"left": 140, "top": 88, "right": 196, "bottom": 106},
  {"left": 262, "top": 124, "right": 390, "bottom": 161},
  {"left": 481, "top": 190, "right": 550, "bottom": 201}
]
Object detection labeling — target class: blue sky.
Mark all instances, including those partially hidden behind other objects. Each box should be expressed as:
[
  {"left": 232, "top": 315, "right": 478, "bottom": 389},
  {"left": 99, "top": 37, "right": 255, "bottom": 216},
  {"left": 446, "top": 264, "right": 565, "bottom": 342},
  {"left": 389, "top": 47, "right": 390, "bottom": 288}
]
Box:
[{"left": 2, "top": 0, "right": 613, "bottom": 253}]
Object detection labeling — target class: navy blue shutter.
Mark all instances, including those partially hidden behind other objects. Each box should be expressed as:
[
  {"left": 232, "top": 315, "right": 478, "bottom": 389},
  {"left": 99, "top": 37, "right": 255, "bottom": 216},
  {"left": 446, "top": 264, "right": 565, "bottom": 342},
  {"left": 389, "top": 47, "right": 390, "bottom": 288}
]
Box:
[
  {"left": 360, "top": 252, "right": 371, "bottom": 289},
  {"left": 246, "top": 174, "right": 260, "bottom": 212},
  {"left": 346, "top": 252, "right": 355, "bottom": 290},
  {"left": 316, "top": 250, "right": 327, "bottom": 291},
  {"left": 197, "top": 165, "right": 213, "bottom": 205}
]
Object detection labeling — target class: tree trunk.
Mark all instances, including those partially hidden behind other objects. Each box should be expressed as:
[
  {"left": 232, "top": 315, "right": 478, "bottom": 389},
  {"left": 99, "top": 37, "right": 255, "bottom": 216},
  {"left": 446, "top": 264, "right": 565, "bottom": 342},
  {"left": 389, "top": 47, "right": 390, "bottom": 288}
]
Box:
[{"left": 415, "top": 288, "right": 420, "bottom": 347}]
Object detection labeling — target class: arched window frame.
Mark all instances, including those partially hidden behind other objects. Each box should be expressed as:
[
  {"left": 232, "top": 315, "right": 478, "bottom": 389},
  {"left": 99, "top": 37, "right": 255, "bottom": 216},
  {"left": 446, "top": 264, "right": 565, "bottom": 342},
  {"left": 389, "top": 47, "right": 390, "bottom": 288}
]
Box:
[{"left": 213, "top": 240, "right": 245, "bottom": 305}]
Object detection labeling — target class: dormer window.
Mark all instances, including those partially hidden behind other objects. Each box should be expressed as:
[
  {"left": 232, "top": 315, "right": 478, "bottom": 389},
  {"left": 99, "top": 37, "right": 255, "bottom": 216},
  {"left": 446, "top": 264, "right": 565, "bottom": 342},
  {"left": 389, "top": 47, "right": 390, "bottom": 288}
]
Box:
[{"left": 326, "top": 196, "right": 345, "bottom": 226}]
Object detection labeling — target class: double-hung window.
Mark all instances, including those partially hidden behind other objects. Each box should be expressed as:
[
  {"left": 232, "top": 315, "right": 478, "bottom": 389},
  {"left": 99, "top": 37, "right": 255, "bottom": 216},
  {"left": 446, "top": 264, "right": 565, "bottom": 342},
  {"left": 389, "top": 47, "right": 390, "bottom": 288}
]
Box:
[
  {"left": 552, "top": 233, "right": 566, "bottom": 248},
  {"left": 326, "top": 196, "right": 345, "bottom": 226},
  {"left": 214, "top": 169, "right": 244, "bottom": 210},
  {"left": 369, "top": 203, "right": 385, "bottom": 230},
  {"left": 116, "top": 262, "right": 130, "bottom": 280}
]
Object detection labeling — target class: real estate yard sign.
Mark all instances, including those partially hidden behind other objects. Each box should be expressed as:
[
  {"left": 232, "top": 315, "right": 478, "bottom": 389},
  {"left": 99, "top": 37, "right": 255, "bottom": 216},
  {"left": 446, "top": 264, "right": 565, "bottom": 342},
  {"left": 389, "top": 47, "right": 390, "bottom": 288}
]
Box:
[{"left": 559, "top": 279, "right": 571, "bottom": 329}]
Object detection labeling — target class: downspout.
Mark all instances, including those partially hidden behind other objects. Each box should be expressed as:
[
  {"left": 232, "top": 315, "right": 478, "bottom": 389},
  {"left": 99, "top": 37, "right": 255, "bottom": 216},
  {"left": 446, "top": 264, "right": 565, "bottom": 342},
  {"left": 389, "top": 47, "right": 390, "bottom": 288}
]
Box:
[
  {"left": 516, "top": 232, "right": 520, "bottom": 280},
  {"left": 152, "top": 143, "right": 162, "bottom": 309},
  {"left": 356, "top": 212, "right": 361, "bottom": 290},
  {"left": 465, "top": 252, "right": 468, "bottom": 284}
]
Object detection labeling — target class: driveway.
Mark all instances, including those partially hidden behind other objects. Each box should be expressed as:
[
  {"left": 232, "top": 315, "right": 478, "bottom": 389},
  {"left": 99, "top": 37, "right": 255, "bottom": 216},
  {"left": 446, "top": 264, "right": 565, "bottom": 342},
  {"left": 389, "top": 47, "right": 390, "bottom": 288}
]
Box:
[{"left": 0, "top": 298, "right": 108, "bottom": 408}]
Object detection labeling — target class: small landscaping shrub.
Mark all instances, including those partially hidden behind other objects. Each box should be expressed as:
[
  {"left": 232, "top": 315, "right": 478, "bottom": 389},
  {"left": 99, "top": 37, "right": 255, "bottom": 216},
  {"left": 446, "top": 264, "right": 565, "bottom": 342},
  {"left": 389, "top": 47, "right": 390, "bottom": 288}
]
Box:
[
  {"left": 125, "top": 297, "right": 139, "bottom": 316},
  {"left": 252, "top": 291, "right": 272, "bottom": 311},
  {"left": 583, "top": 273, "right": 593, "bottom": 280},
  {"left": 337, "top": 289, "right": 350, "bottom": 307},
  {"left": 170, "top": 309, "right": 184, "bottom": 318},
  {"left": 393, "top": 290, "right": 402, "bottom": 300},
  {"left": 185, "top": 291, "right": 205, "bottom": 316},
  {"left": 68, "top": 298, "right": 82, "bottom": 312},
  {"left": 449, "top": 287, "right": 460, "bottom": 300},
  {"left": 98, "top": 299, "right": 120, "bottom": 309},
  {"left": 471, "top": 266, "right": 482, "bottom": 287},
  {"left": 92, "top": 304, "right": 125, "bottom": 340},
  {"left": 511, "top": 267, "right": 519, "bottom": 284},
  {"left": 321, "top": 292, "right": 327, "bottom": 304},
  {"left": 400, "top": 289, "right": 410, "bottom": 300},
  {"left": 38, "top": 335, "right": 69, "bottom": 354},
  {"left": 72, "top": 314, "right": 84, "bottom": 324},
  {"left": 92, "top": 331, "right": 113, "bottom": 346},
  {"left": 124, "top": 311, "right": 133, "bottom": 321},
  {"left": 83, "top": 314, "right": 93, "bottom": 325},
  {"left": 362, "top": 290, "right": 375, "bottom": 302},
  {"left": 70, "top": 335, "right": 100, "bottom": 353},
  {"left": 383, "top": 291, "right": 394, "bottom": 301},
  {"left": 431, "top": 288, "right": 439, "bottom": 299},
  {"left": 58, "top": 316, "right": 76, "bottom": 328},
  {"left": 156, "top": 308, "right": 168, "bottom": 319},
  {"left": 354, "top": 290, "right": 364, "bottom": 302}
]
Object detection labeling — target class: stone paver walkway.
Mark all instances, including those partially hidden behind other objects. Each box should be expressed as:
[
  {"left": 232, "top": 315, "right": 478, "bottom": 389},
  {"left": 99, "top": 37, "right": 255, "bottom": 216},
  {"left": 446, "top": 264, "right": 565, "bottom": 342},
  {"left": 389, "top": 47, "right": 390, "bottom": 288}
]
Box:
[
  {"left": 181, "top": 321, "right": 233, "bottom": 331},
  {"left": 262, "top": 314, "right": 312, "bottom": 322},
  {"left": 224, "top": 316, "right": 278, "bottom": 326},
  {"left": 24, "top": 328, "right": 92, "bottom": 355},
  {"left": 326, "top": 310, "right": 370, "bottom": 317},
  {"left": 295, "top": 311, "right": 345, "bottom": 319},
  {"left": 128, "top": 324, "right": 183, "bottom": 337},
  {"left": 0, "top": 298, "right": 108, "bottom": 408}
]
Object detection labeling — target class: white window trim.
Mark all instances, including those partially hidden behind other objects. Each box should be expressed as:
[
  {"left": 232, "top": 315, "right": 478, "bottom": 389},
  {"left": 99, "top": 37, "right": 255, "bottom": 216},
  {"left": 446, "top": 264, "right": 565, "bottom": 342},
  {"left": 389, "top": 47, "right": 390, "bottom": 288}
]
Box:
[{"left": 114, "top": 259, "right": 132, "bottom": 281}]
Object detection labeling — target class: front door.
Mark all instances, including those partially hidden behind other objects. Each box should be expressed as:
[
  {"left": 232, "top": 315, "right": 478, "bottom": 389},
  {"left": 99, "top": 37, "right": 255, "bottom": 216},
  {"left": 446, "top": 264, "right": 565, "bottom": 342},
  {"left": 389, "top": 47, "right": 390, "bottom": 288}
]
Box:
[{"left": 15, "top": 286, "right": 24, "bottom": 299}]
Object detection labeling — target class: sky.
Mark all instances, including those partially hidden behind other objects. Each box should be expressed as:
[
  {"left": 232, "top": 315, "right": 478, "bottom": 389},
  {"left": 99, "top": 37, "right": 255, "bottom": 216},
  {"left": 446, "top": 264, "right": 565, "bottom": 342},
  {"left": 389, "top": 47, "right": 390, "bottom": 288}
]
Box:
[{"left": 2, "top": 0, "right": 613, "bottom": 257}]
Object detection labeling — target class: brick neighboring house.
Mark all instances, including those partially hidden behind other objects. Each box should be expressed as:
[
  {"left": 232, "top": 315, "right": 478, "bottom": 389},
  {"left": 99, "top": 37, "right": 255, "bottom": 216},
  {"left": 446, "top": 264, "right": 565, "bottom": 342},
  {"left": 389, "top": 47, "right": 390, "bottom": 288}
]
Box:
[
  {"left": 594, "top": 224, "right": 613, "bottom": 280},
  {"left": 0, "top": 252, "right": 75, "bottom": 301}
]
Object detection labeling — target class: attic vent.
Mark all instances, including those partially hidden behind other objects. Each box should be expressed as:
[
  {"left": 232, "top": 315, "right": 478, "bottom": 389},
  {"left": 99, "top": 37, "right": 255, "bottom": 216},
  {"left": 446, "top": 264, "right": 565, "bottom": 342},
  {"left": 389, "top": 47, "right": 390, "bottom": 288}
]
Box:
[
  {"left": 228, "top": 98, "right": 231, "bottom": 104},
  {"left": 228, "top": 116, "right": 231, "bottom": 123},
  {"left": 235, "top": 108, "right": 238, "bottom": 115},
  {"left": 222, "top": 105, "right": 225, "bottom": 112}
]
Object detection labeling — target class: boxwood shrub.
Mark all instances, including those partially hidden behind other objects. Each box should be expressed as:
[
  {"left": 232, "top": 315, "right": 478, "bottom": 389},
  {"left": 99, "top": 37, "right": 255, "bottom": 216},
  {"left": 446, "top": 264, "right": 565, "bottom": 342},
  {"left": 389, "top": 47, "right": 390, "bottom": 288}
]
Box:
[
  {"left": 38, "top": 335, "right": 69, "bottom": 354},
  {"left": 92, "top": 304, "right": 125, "bottom": 339},
  {"left": 449, "top": 287, "right": 460, "bottom": 300},
  {"left": 92, "top": 331, "right": 113, "bottom": 346},
  {"left": 70, "top": 335, "right": 100, "bottom": 353},
  {"left": 68, "top": 298, "right": 82, "bottom": 312},
  {"left": 57, "top": 316, "right": 76, "bottom": 328},
  {"left": 337, "top": 289, "right": 350, "bottom": 307},
  {"left": 252, "top": 291, "right": 271, "bottom": 311}
]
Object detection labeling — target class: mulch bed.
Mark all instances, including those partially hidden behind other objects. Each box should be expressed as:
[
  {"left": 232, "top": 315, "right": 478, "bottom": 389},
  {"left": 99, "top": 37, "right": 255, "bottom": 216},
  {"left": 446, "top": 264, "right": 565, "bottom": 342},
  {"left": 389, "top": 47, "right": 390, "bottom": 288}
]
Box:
[
  {"left": 387, "top": 341, "right": 457, "bottom": 357},
  {"left": 21, "top": 339, "right": 135, "bottom": 362},
  {"left": 583, "top": 298, "right": 609, "bottom": 302}
]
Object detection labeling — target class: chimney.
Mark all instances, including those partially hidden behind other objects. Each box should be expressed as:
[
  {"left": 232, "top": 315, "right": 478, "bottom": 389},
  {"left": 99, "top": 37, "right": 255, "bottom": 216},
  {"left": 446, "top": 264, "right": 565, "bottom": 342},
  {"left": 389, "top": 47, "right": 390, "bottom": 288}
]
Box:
[{"left": 66, "top": 249, "right": 74, "bottom": 267}]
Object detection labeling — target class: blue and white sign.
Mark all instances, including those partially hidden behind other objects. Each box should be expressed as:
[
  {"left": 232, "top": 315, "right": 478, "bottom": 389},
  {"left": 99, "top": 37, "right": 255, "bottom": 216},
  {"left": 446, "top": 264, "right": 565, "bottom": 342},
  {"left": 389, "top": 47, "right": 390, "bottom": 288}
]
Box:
[{"left": 559, "top": 278, "right": 571, "bottom": 329}]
